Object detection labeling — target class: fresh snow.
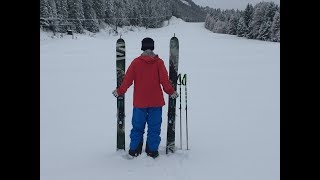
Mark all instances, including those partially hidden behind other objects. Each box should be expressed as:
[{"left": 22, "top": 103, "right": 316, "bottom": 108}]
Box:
[{"left": 40, "top": 17, "right": 280, "bottom": 180}]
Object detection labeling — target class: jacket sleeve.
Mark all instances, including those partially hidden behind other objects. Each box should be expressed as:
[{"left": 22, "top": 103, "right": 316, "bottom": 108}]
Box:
[
  {"left": 158, "top": 60, "right": 175, "bottom": 95},
  {"left": 117, "top": 61, "right": 135, "bottom": 96}
]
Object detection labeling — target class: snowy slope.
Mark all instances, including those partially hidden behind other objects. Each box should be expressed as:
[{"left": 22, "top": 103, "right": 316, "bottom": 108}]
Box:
[{"left": 40, "top": 17, "right": 280, "bottom": 180}]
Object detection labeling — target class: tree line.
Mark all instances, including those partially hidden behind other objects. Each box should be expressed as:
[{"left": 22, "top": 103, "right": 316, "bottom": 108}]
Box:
[
  {"left": 204, "top": 2, "right": 280, "bottom": 42},
  {"left": 40, "top": 0, "right": 173, "bottom": 33}
]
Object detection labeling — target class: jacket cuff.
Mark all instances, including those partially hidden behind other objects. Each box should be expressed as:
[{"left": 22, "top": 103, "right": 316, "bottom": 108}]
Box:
[{"left": 117, "top": 88, "right": 123, "bottom": 96}]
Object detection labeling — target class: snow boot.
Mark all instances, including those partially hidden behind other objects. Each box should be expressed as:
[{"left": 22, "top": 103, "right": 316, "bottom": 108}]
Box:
[
  {"left": 145, "top": 143, "right": 159, "bottom": 158},
  {"left": 128, "top": 142, "right": 143, "bottom": 157}
]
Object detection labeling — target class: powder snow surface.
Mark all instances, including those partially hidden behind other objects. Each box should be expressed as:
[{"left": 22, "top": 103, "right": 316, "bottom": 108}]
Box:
[{"left": 40, "top": 17, "right": 280, "bottom": 180}]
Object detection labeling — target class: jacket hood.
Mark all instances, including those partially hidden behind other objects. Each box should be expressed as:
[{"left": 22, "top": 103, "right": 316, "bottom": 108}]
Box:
[{"left": 139, "top": 50, "right": 159, "bottom": 64}]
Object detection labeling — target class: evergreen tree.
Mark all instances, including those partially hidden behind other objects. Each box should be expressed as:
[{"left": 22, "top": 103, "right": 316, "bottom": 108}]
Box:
[
  {"left": 227, "top": 14, "right": 238, "bottom": 35},
  {"left": 67, "top": 0, "right": 85, "bottom": 33},
  {"left": 246, "top": 2, "right": 269, "bottom": 39},
  {"left": 126, "top": 0, "right": 139, "bottom": 26},
  {"left": 82, "top": 0, "right": 99, "bottom": 32},
  {"left": 204, "top": 14, "right": 211, "bottom": 29},
  {"left": 105, "top": 0, "right": 114, "bottom": 25},
  {"left": 257, "top": 20, "right": 272, "bottom": 41},
  {"left": 209, "top": 17, "right": 215, "bottom": 31},
  {"left": 55, "top": 0, "right": 69, "bottom": 32},
  {"left": 55, "top": 0, "right": 69, "bottom": 20},
  {"left": 106, "top": 0, "right": 128, "bottom": 31},
  {"left": 147, "top": 0, "right": 166, "bottom": 28},
  {"left": 243, "top": 3, "right": 253, "bottom": 27},
  {"left": 48, "top": 0, "right": 58, "bottom": 18},
  {"left": 46, "top": 0, "right": 59, "bottom": 33},
  {"left": 213, "top": 20, "right": 227, "bottom": 34},
  {"left": 265, "top": 2, "right": 278, "bottom": 22},
  {"left": 92, "top": 0, "right": 105, "bottom": 24},
  {"left": 236, "top": 17, "right": 248, "bottom": 37},
  {"left": 270, "top": 10, "right": 280, "bottom": 42},
  {"left": 40, "top": 0, "right": 50, "bottom": 18},
  {"left": 116, "top": 0, "right": 129, "bottom": 27}
]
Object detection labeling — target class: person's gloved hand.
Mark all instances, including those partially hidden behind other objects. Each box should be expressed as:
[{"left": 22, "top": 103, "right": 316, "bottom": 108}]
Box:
[
  {"left": 112, "top": 89, "right": 119, "bottom": 98},
  {"left": 170, "top": 91, "right": 179, "bottom": 99}
]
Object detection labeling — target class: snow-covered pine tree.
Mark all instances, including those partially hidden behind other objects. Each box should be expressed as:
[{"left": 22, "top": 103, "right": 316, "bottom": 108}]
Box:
[
  {"left": 204, "top": 14, "right": 211, "bottom": 29},
  {"left": 157, "top": 0, "right": 171, "bottom": 27},
  {"left": 204, "top": 11, "right": 216, "bottom": 32},
  {"left": 246, "top": 2, "right": 269, "bottom": 39},
  {"left": 135, "top": 0, "right": 144, "bottom": 26},
  {"left": 106, "top": 0, "right": 128, "bottom": 32},
  {"left": 265, "top": 2, "right": 278, "bottom": 22},
  {"left": 217, "top": 9, "right": 226, "bottom": 22},
  {"left": 147, "top": 0, "right": 166, "bottom": 28},
  {"left": 82, "top": 0, "right": 99, "bottom": 32},
  {"left": 270, "top": 10, "right": 280, "bottom": 42},
  {"left": 236, "top": 16, "right": 248, "bottom": 37},
  {"left": 48, "top": 0, "right": 58, "bottom": 18},
  {"left": 125, "top": 0, "right": 143, "bottom": 27},
  {"left": 67, "top": 0, "right": 85, "bottom": 33},
  {"left": 243, "top": 3, "right": 253, "bottom": 27},
  {"left": 227, "top": 14, "right": 238, "bottom": 35},
  {"left": 142, "top": 0, "right": 152, "bottom": 28},
  {"left": 257, "top": 20, "right": 272, "bottom": 41},
  {"left": 41, "top": 0, "right": 50, "bottom": 18},
  {"left": 46, "top": 0, "right": 59, "bottom": 34},
  {"left": 55, "top": 0, "right": 69, "bottom": 32},
  {"left": 92, "top": 0, "right": 105, "bottom": 25},
  {"left": 40, "top": 0, "right": 51, "bottom": 31},
  {"left": 55, "top": 0, "right": 69, "bottom": 19},
  {"left": 164, "top": 0, "right": 172, "bottom": 20},
  {"left": 139, "top": 0, "right": 148, "bottom": 28},
  {"left": 208, "top": 17, "right": 215, "bottom": 31},
  {"left": 105, "top": 0, "right": 114, "bottom": 25},
  {"left": 213, "top": 20, "right": 227, "bottom": 34}
]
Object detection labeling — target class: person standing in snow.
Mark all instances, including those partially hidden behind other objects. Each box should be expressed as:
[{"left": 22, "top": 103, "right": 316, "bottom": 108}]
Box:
[{"left": 112, "top": 37, "right": 179, "bottom": 158}]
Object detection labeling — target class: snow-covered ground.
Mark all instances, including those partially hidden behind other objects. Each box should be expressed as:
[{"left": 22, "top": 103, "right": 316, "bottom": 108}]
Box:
[{"left": 40, "top": 17, "right": 279, "bottom": 180}]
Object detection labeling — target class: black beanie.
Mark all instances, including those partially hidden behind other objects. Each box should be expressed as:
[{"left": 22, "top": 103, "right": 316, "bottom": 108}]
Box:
[{"left": 141, "top": 37, "right": 154, "bottom": 51}]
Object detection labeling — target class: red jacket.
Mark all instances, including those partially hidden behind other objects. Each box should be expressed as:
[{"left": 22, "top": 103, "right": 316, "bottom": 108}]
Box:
[{"left": 117, "top": 54, "right": 175, "bottom": 108}]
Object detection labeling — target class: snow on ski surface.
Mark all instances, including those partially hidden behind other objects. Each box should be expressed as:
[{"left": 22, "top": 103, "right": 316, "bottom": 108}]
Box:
[{"left": 40, "top": 17, "right": 279, "bottom": 180}]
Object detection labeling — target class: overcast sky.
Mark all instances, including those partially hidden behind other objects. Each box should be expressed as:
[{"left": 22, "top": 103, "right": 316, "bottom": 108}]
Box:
[{"left": 192, "top": 0, "right": 280, "bottom": 10}]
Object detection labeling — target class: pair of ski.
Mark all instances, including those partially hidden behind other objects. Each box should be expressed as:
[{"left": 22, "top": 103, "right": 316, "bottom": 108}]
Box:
[{"left": 116, "top": 36, "right": 179, "bottom": 154}]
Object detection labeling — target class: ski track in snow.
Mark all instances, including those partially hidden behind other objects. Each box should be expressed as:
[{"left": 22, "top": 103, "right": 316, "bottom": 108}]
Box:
[{"left": 40, "top": 17, "right": 279, "bottom": 180}]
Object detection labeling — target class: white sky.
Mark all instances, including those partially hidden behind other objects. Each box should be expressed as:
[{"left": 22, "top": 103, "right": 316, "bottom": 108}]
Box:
[{"left": 192, "top": 0, "right": 280, "bottom": 10}]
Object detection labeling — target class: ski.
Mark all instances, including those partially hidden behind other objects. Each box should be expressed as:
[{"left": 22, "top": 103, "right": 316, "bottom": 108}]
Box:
[
  {"left": 116, "top": 37, "right": 126, "bottom": 150},
  {"left": 166, "top": 35, "right": 179, "bottom": 154}
]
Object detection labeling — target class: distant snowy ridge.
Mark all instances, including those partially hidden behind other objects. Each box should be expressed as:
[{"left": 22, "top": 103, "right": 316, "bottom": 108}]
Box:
[{"left": 180, "top": 0, "right": 191, "bottom": 6}]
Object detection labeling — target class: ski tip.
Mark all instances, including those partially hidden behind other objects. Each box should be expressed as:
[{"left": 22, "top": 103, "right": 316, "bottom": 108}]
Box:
[
  {"left": 116, "top": 38, "right": 125, "bottom": 43},
  {"left": 170, "top": 36, "right": 178, "bottom": 41},
  {"left": 117, "top": 33, "right": 124, "bottom": 41}
]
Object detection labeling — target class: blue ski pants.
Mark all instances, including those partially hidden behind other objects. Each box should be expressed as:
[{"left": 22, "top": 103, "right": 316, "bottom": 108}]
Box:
[{"left": 130, "top": 107, "right": 162, "bottom": 151}]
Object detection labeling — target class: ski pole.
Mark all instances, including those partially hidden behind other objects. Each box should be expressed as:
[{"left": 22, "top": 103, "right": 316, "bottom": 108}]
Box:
[
  {"left": 182, "top": 74, "right": 189, "bottom": 150},
  {"left": 177, "top": 73, "right": 182, "bottom": 150}
]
